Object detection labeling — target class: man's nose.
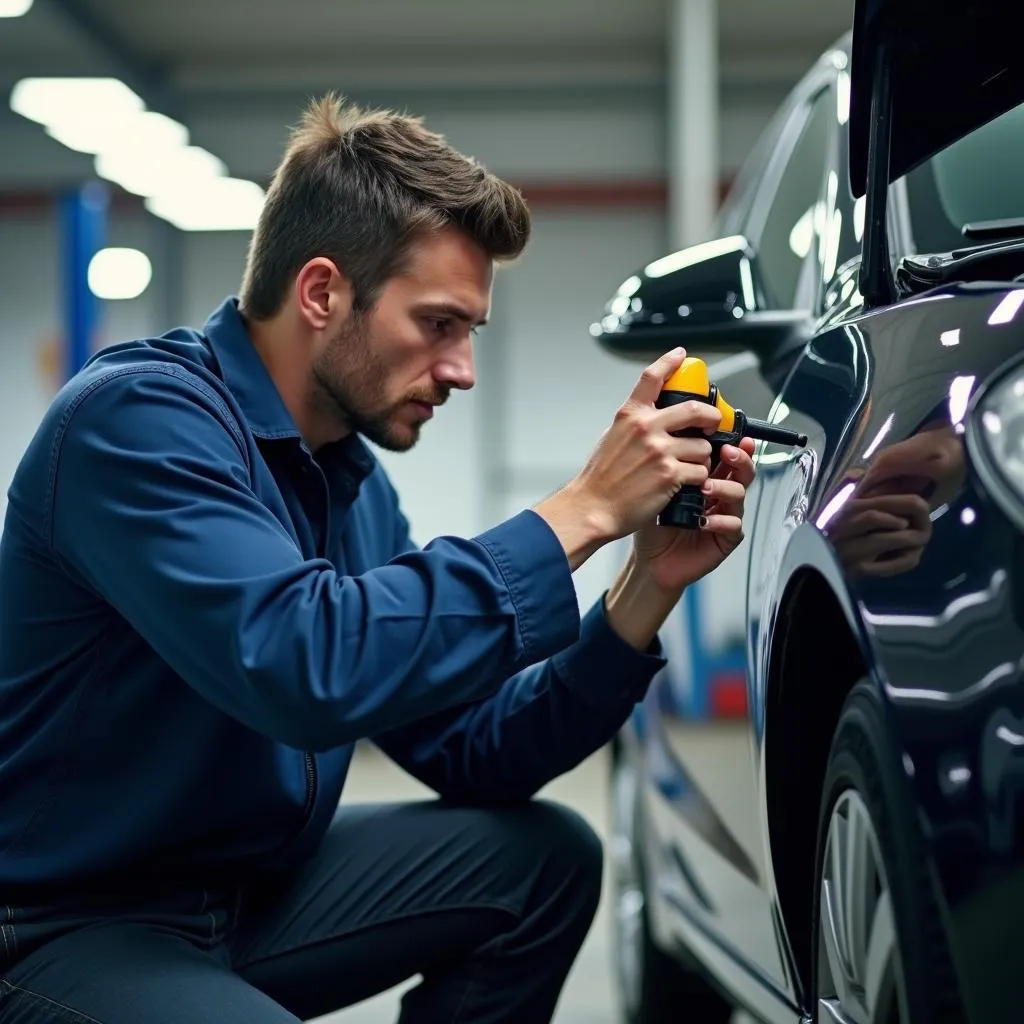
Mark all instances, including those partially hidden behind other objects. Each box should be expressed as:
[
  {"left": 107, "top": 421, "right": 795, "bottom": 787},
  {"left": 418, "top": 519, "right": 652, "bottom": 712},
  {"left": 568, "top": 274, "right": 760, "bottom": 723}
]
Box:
[{"left": 434, "top": 337, "right": 476, "bottom": 391}]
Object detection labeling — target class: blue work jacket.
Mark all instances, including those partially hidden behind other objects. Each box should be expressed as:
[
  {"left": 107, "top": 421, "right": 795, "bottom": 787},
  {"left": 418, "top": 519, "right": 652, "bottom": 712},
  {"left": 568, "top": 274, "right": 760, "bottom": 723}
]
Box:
[{"left": 0, "top": 297, "right": 666, "bottom": 892}]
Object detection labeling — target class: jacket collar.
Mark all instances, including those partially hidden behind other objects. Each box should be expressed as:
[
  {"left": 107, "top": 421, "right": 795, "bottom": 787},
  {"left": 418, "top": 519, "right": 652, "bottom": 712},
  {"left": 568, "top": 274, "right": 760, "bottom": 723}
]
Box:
[
  {"left": 203, "top": 296, "right": 376, "bottom": 485},
  {"left": 203, "top": 296, "right": 301, "bottom": 441}
]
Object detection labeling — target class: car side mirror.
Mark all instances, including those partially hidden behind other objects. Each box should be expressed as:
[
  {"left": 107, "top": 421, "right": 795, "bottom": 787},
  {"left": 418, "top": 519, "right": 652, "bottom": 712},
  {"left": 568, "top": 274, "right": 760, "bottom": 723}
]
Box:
[{"left": 590, "top": 234, "right": 813, "bottom": 367}]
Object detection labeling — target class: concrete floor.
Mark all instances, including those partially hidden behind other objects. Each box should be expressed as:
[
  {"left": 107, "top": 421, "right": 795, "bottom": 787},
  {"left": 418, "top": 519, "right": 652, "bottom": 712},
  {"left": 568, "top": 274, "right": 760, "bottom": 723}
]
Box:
[{"left": 315, "top": 744, "right": 756, "bottom": 1024}]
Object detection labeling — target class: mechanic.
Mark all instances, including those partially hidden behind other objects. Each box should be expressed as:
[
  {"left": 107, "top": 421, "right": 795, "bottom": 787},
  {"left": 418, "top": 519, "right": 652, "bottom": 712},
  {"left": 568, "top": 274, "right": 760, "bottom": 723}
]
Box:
[{"left": 0, "top": 95, "right": 756, "bottom": 1024}]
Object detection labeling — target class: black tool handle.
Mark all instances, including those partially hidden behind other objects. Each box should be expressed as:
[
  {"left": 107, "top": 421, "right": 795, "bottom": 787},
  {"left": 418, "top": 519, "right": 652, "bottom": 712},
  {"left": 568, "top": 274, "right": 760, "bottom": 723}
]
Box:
[{"left": 655, "top": 388, "right": 710, "bottom": 530}]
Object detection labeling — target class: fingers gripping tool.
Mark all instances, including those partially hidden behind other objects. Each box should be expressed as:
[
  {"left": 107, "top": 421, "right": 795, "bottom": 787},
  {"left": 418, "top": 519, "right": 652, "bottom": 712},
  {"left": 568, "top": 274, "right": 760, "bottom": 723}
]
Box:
[{"left": 655, "top": 357, "right": 809, "bottom": 529}]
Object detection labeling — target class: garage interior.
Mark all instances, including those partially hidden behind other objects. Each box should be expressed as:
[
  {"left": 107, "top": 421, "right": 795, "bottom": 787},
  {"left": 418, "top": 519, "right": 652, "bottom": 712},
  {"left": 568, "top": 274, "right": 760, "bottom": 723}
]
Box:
[{"left": 0, "top": 0, "right": 849, "bottom": 1021}]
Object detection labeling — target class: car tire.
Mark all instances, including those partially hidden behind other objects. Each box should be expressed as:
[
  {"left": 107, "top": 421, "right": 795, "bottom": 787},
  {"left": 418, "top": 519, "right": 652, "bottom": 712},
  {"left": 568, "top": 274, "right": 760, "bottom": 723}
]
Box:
[
  {"left": 812, "top": 680, "right": 965, "bottom": 1024},
  {"left": 610, "top": 751, "right": 733, "bottom": 1024}
]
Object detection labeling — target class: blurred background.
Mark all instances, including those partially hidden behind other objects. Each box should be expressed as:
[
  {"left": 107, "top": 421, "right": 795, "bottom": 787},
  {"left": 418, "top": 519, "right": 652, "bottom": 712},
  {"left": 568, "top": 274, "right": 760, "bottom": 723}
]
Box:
[{"left": 0, "top": 1, "right": 849, "bottom": 1020}]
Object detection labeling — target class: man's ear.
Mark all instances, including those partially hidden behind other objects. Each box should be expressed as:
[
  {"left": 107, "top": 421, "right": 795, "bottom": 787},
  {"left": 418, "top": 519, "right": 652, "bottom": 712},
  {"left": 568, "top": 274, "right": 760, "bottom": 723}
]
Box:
[{"left": 294, "top": 257, "right": 353, "bottom": 331}]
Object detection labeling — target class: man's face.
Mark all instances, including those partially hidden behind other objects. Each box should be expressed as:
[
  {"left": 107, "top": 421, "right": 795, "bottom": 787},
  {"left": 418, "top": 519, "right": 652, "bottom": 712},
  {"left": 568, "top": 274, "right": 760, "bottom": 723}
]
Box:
[{"left": 312, "top": 227, "right": 492, "bottom": 452}]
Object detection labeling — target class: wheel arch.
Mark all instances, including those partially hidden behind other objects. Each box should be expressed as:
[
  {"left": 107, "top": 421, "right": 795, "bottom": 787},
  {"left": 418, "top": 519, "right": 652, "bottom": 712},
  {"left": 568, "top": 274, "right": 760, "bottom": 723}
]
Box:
[{"left": 760, "top": 526, "right": 877, "bottom": 1003}]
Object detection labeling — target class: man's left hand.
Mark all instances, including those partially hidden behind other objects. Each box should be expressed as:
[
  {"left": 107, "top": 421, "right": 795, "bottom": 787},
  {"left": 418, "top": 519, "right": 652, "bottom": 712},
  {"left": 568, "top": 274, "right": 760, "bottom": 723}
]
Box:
[{"left": 633, "top": 436, "right": 757, "bottom": 593}]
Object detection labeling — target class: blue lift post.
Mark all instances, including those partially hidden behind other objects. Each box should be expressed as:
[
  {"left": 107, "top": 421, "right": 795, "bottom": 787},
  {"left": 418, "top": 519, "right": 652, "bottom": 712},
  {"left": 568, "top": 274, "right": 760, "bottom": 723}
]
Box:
[{"left": 61, "top": 182, "right": 109, "bottom": 381}]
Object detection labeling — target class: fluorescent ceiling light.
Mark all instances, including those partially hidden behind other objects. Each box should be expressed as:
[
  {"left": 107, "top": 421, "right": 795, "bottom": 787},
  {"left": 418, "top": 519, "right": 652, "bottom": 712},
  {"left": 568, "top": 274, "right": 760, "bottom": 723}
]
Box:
[
  {"left": 96, "top": 145, "right": 226, "bottom": 198},
  {"left": 145, "top": 178, "right": 266, "bottom": 232},
  {"left": 10, "top": 77, "right": 143, "bottom": 126},
  {"left": 0, "top": 0, "right": 34, "bottom": 16},
  {"left": 47, "top": 109, "right": 188, "bottom": 156},
  {"left": 11, "top": 75, "right": 263, "bottom": 233},
  {"left": 88, "top": 247, "right": 152, "bottom": 300}
]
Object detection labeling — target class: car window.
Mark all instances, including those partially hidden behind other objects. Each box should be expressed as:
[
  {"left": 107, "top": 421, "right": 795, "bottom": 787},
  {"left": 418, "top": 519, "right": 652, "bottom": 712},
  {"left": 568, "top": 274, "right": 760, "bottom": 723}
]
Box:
[
  {"left": 898, "top": 99, "right": 1024, "bottom": 256},
  {"left": 752, "top": 88, "right": 834, "bottom": 310},
  {"left": 716, "top": 100, "right": 795, "bottom": 236}
]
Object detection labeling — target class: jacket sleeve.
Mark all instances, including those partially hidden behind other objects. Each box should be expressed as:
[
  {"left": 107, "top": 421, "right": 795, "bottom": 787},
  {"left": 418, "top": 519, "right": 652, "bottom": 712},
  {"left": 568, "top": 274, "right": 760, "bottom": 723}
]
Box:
[
  {"left": 47, "top": 366, "right": 582, "bottom": 752},
  {"left": 372, "top": 484, "right": 668, "bottom": 803}
]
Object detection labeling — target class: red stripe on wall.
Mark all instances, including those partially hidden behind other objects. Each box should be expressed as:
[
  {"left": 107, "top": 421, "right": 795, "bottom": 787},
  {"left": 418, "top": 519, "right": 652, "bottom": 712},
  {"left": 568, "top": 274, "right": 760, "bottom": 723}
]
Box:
[
  {"left": 518, "top": 180, "right": 669, "bottom": 207},
  {"left": 518, "top": 178, "right": 733, "bottom": 208},
  {"left": 0, "top": 191, "right": 141, "bottom": 215}
]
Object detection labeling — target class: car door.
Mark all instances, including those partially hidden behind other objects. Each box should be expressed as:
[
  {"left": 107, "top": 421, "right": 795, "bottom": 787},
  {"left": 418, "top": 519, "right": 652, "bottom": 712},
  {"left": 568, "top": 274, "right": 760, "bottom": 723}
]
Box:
[{"left": 647, "top": 66, "right": 840, "bottom": 1004}]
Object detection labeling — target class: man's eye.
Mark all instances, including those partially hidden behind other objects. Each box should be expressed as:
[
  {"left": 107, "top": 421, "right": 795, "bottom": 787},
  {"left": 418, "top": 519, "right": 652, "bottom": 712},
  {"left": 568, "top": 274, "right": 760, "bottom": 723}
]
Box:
[{"left": 428, "top": 318, "right": 447, "bottom": 333}]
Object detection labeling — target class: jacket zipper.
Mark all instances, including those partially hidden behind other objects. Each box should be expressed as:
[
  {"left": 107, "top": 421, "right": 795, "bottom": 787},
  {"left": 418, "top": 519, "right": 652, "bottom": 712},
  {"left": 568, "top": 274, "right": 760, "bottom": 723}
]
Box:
[{"left": 301, "top": 752, "right": 318, "bottom": 827}]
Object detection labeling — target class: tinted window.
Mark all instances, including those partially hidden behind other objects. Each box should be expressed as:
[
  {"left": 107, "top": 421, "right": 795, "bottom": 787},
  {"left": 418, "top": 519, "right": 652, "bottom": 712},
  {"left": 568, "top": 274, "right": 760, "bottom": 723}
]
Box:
[
  {"left": 901, "top": 100, "right": 1024, "bottom": 255},
  {"left": 755, "top": 90, "right": 833, "bottom": 309}
]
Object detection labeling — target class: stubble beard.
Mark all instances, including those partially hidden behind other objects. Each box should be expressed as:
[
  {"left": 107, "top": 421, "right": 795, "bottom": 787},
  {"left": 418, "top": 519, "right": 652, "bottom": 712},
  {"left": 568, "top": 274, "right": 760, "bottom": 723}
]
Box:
[{"left": 311, "top": 314, "right": 438, "bottom": 453}]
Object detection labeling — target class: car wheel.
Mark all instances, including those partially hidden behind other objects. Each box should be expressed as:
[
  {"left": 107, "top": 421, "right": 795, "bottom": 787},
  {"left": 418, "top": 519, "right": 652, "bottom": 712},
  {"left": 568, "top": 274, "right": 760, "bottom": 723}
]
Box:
[
  {"left": 813, "top": 680, "right": 965, "bottom": 1024},
  {"left": 609, "top": 750, "right": 733, "bottom": 1024}
]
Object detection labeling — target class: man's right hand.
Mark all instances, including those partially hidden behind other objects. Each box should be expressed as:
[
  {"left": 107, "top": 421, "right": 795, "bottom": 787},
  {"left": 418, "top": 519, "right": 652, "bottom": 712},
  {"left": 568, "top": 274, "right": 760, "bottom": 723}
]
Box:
[{"left": 534, "top": 348, "right": 724, "bottom": 570}]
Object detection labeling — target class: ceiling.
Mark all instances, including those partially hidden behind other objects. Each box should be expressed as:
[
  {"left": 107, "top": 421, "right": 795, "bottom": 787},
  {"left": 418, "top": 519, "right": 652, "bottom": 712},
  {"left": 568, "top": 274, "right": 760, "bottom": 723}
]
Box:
[
  {"left": 0, "top": 0, "right": 852, "bottom": 96},
  {"left": 0, "top": 0, "right": 853, "bottom": 193},
  {"left": 85, "top": 0, "right": 845, "bottom": 53}
]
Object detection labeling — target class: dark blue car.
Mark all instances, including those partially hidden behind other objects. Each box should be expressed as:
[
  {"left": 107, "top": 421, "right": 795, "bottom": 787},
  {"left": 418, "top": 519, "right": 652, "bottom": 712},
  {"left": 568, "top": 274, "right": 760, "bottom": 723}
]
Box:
[{"left": 595, "top": 2, "right": 1024, "bottom": 1022}]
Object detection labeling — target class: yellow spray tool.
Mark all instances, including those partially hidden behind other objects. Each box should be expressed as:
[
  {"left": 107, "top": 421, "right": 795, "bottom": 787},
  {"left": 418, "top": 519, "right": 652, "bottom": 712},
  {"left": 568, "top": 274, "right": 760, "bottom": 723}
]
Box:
[{"left": 655, "top": 357, "right": 808, "bottom": 529}]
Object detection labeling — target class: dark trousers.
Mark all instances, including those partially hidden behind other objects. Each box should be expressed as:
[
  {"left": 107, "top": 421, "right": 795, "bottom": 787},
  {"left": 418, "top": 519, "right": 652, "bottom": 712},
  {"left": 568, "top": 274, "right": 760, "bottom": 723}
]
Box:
[{"left": 0, "top": 798, "right": 603, "bottom": 1023}]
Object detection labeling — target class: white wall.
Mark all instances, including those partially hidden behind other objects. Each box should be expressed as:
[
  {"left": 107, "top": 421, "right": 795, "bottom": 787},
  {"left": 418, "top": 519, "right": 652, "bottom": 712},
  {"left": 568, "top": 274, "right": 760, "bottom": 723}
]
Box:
[
  {"left": 0, "top": 208, "right": 162, "bottom": 522},
  {"left": 0, "top": 214, "right": 61, "bottom": 518},
  {"left": 180, "top": 95, "right": 780, "bottom": 188}
]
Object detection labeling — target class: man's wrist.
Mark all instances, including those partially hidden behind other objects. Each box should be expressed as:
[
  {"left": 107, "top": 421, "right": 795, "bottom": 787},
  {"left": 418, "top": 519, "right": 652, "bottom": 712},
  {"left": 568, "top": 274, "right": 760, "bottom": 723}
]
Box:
[
  {"left": 533, "top": 481, "right": 615, "bottom": 571},
  {"left": 604, "top": 554, "right": 683, "bottom": 652}
]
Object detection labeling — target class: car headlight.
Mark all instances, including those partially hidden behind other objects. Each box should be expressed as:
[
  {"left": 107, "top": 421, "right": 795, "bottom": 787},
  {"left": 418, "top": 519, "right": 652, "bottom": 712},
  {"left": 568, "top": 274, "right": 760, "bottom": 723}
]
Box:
[{"left": 968, "top": 356, "right": 1024, "bottom": 531}]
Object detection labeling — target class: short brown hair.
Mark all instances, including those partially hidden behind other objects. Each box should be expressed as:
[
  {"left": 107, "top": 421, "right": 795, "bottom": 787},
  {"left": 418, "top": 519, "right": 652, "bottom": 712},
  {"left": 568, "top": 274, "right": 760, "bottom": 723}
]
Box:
[{"left": 238, "top": 94, "right": 531, "bottom": 320}]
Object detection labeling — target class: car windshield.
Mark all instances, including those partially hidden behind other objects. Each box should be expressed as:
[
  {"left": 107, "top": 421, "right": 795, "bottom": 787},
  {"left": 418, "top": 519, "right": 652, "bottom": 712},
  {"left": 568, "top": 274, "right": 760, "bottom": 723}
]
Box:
[{"left": 899, "top": 99, "right": 1024, "bottom": 256}]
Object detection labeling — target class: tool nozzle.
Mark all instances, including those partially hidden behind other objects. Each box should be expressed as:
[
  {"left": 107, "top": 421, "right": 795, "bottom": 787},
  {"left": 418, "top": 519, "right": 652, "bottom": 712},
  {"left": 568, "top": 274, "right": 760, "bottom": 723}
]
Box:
[{"left": 744, "top": 418, "right": 808, "bottom": 448}]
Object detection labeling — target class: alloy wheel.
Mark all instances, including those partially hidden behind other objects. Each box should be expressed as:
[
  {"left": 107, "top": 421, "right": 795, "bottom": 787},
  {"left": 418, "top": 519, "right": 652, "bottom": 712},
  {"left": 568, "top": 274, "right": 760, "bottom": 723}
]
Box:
[
  {"left": 817, "top": 789, "right": 906, "bottom": 1024},
  {"left": 610, "top": 758, "right": 645, "bottom": 1017}
]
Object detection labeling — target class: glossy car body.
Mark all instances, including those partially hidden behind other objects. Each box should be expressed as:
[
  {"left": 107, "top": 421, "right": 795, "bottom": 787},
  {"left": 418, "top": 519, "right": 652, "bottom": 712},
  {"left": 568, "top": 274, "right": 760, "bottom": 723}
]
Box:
[{"left": 596, "top": 3, "right": 1024, "bottom": 1022}]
